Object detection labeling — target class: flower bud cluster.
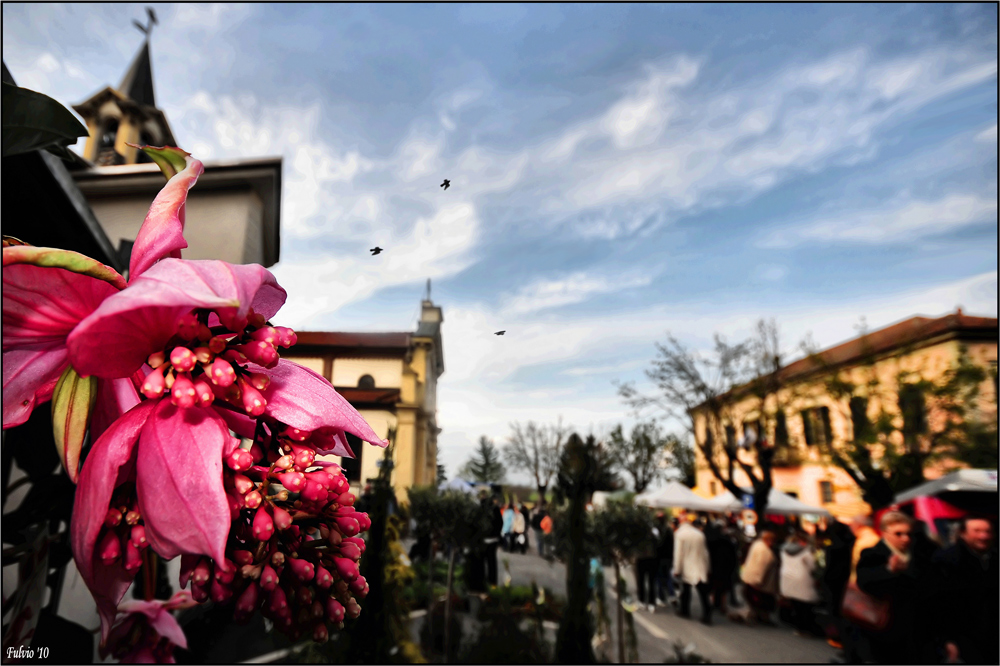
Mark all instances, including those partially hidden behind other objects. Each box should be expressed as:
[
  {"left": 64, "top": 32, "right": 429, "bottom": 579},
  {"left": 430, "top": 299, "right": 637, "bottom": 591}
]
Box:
[
  {"left": 93, "top": 485, "right": 150, "bottom": 574},
  {"left": 186, "top": 425, "right": 371, "bottom": 642}
]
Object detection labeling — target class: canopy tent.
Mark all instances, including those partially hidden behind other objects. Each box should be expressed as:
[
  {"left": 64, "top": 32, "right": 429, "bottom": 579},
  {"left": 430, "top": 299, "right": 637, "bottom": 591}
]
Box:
[
  {"left": 441, "top": 478, "right": 478, "bottom": 495},
  {"left": 894, "top": 469, "right": 998, "bottom": 504},
  {"left": 592, "top": 489, "right": 633, "bottom": 509},
  {"left": 703, "top": 488, "right": 831, "bottom": 517},
  {"left": 634, "top": 481, "right": 721, "bottom": 512}
]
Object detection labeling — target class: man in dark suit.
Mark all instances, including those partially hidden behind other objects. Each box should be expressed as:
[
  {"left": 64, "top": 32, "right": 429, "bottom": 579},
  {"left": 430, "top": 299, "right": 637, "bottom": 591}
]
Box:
[
  {"left": 933, "top": 516, "right": 998, "bottom": 665},
  {"left": 856, "top": 511, "right": 937, "bottom": 664}
]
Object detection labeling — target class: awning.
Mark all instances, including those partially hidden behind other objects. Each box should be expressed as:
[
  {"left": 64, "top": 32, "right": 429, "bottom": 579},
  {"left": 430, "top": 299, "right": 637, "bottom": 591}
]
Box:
[
  {"left": 634, "top": 481, "right": 721, "bottom": 512},
  {"left": 703, "top": 488, "right": 831, "bottom": 517},
  {"left": 441, "top": 478, "right": 478, "bottom": 495},
  {"left": 894, "top": 469, "right": 998, "bottom": 504}
]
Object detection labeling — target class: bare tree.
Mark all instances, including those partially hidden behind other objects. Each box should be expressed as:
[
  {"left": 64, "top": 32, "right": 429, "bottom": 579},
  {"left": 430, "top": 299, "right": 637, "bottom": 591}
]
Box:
[
  {"left": 617, "top": 321, "right": 784, "bottom": 516},
  {"left": 607, "top": 420, "right": 670, "bottom": 494},
  {"left": 503, "top": 419, "right": 568, "bottom": 498}
]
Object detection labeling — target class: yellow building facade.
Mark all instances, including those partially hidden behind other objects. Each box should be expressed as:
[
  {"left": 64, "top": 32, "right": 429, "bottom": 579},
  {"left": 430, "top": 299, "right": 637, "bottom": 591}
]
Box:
[
  {"left": 280, "top": 299, "right": 444, "bottom": 503},
  {"left": 691, "top": 311, "right": 998, "bottom": 518}
]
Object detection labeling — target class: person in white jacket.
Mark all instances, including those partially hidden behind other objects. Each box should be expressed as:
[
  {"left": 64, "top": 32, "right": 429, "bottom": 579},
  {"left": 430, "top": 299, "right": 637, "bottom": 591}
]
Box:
[
  {"left": 673, "top": 515, "right": 713, "bottom": 625},
  {"left": 780, "top": 530, "right": 821, "bottom": 636}
]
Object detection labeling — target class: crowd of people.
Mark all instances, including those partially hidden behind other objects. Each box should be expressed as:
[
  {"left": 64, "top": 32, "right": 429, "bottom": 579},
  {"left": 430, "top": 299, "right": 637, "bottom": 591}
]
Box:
[{"left": 629, "top": 509, "right": 996, "bottom": 665}]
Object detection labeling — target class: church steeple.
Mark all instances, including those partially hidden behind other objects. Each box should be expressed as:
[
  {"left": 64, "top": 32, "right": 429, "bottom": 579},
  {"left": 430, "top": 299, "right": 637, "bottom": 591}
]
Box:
[{"left": 72, "top": 7, "right": 175, "bottom": 166}]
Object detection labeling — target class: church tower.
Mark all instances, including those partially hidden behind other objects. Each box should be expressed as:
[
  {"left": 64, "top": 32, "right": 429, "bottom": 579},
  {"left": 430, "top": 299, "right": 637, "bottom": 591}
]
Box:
[{"left": 72, "top": 8, "right": 177, "bottom": 166}]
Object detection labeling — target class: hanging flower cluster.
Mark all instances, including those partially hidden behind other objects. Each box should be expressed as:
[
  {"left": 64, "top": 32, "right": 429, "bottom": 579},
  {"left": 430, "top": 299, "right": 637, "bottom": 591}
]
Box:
[{"left": 2, "top": 146, "right": 387, "bottom": 654}]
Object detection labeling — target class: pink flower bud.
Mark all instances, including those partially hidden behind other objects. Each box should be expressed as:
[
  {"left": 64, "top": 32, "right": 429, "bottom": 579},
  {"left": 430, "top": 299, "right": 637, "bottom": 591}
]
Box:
[
  {"left": 260, "top": 564, "right": 279, "bottom": 591},
  {"left": 301, "top": 480, "right": 327, "bottom": 502},
  {"left": 333, "top": 517, "right": 360, "bottom": 537},
  {"left": 179, "top": 554, "right": 200, "bottom": 588},
  {"left": 171, "top": 374, "right": 197, "bottom": 408},
  {"left": 332, "top": 556, "right": 359, "bottom": 582},
  {"left": 227, "top": 448, "right": 253, "bottom": 472},
  {"left": 228, "top": 492, "right": 244, "bottom": 520},
  {"left": 315, "top": 566, "right": 334, "bottom": 589},
  {"left": 276, "top": 471, "right": 306, "bottom": 492},
  {"left": 193, "top": 379, "right": 214, "bottom": 407},
  {"left": 356, "top": 513, "right": 371, "bottom": 532},
  {"left": 98, "top": 531, "right": 121, "bottom": 565},
  {"left": 210, "top": 577, "right": 234, "bottom": 603},
  {"left": 235, "top": 581, "right": 259, "bottom": 622},
  {"left": 238, "top": 377, "right": 267, "bottom": 416},
  {"left": 253, "top": 506, "right": 274, "bottom": 541},
  {"left": 288, "top": 558, "right": 315, "bottom": 582},
  {"left": 327, "top": 528, "right": 343, "bottom": 546},
  {"left": 274, "top": 454, "right": 294, "bottom": 470},
  {"left": 233, "top": 550, "right": 255, "bottom": 566},
  {"left": 349, "top": 575, "right": 368, "bottom": 595},
  {"left": 170, "top": 346, "right": 197, "bottom": 372},
  {"left": 248, "top": 372, "right": 270, "bottom": 391},
  {"left": 334, "top": 580, "right": 349, "bottom": 595},
  {"left": 208, "top": 335, "right": 228, "bottom": 354},
  {"left": 346, "top": 599, "right": 361, "bottom": 619},
  {"left": 326, "top": 598, "right": 345, "bottom": 623},
  {"left": 244, "top": 490, "right": 263, "bottom": 509},
  {"left": 191, "top": 582, "right": 209, "bottom": 603},
  {"left": 125, "top": 509, "right": 142, "bottom": 525},
  {"left": 313, "top": 622, "right": 329, "bottom": 643},
  {"left": 248, "top": 310, "right": 267, "bottom": 328},
  {"left": 285, "top": 427, "right": 312, "bottom": 442},
  {"left": 193, "top": 558, "right": 212, "bottom": 586},
  {"left": 197, "top": 323, "right": 213, "bottom": 342},
  {"left": 130, "top": 525, "right": 147, "bottom": 549},
  {"left": 271, "top": 551, "right": 286, "bottom": 567},
  {"left": 249, "top": 441, "right": 265, "bottom": 464},
  {"left": 210, "top": 357, "right": 236, "bottom": 387},
  {"left": 331, "top": 475, "right": 349, "bottom": 494},
  {"left": 296, "top": 585, "right": 314, "bottom": 605},
  {"left": 105, "top": 508, "right": 123, "bottom": 528},
  {"left": 289, "top": 444, "right": 316, "bottom": 468},
  {"left": 176, "top": 313, "right": 200, "bottom": 341},
  {"left": 236, "top": 340, "right": 279, "bottom": 367},
  {"left": 193, "top": 346, "right": 212, "bottom": 364},
  {"left": 344, "top": 537, "right": 366, "bottom": 554},
  {"left": 233, "top": 474, "right": 255, "bottom": 495},
  {"left": 141, "top": 366, "right": 167, "bottom": 399},
  {"left": 272, "top": 506, "right": 293, "bottom": 531},
  {"left": 339, "top": 542, "right": 361, "bottom": 562},
  {"left": 337, "top": 492, "right": 355, "bottom": 507},
  {"left": 147, "top": 350, "right": 167, "bottom": 368},
  {"left": 215, "top": 559, "right": 236, "bottom": 584},
  {"left": 268, "top": 586, "right": 288, "bottom": 614},
  {"left": 274, "top": 326, "right": 297, "bottom": 348},
  {"left": 123, "top": 538, "right": 142, "bottom": 572},
  {"left": 250, "top": 327, "right": 280, "bottom": 345},
  {"left": 311, "top": 601, "right": 325, "bottom": 618}
]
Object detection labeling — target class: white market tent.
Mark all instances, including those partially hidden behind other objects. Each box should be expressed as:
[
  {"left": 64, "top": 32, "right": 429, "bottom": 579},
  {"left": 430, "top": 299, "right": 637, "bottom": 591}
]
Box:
[
  {"left": 634, "top": 481, "right": 721, "bottom": 512},
  {"left": 441, "top": 478, "right": 478, "bottom": 495},
  {"left": 894, "top": 469, "right": 998, "bottom": 504},
  {"left": 703, "top": 487, "right": 831, "bottom": 517}
]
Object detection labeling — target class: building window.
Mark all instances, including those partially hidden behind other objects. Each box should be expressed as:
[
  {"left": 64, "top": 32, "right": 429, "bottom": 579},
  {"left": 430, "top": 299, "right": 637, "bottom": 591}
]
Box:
[
  {"left": 743, "top": 419, "right": 761, "bottom": 445},
  {"left": 357, "top": 374, "right": 376, "bottom": 390},
  {"left": 775, "top": 411, "right": 789, "bottom": 447},
  {"left": 899, "top": 384, "right": 927, "bottom": 453},
  {"left": 849, "top": 396, "right": 871, "bottom": 441},
  {"left": 704, "top": 427, "right": 715, "bottom": 455},
  {"left": 801, "top": 407, "right": 832, "bottom": 447},
  {"left": 819, "top": 480, "right": 834, "bottom": 504},
  {"left": 725, "top": 425, "right": 737, "bottom": 451},
  {"left": 341, "top": 432, "right": 364, "bottom": 482},
  {"left": 100, "top": 119, "right": 119, "bottom": 151}
]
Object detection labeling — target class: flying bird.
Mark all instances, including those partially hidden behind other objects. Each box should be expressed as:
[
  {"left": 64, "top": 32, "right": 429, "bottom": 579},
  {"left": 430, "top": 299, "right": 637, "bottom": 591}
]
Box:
[
  {"left": 494, "top": 330, "right": 505, "bottom": 336},
  {"left": 440, "top": 179, "right": 451, "bottom": 190},
  {"left": 370, "top": 247, "right": 383, "bottom": 256}
]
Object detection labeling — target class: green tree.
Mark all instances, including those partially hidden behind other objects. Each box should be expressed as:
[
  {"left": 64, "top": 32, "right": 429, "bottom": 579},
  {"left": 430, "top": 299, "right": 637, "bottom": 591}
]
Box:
[{"left": 460, "top": 436, "right": 506, "bottom": 484}]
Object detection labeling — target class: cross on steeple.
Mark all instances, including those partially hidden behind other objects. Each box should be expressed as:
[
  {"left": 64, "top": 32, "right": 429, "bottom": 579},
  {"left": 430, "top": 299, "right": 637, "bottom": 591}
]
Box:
[{"left": 132, "top": 6, "right": 158, "bottom": 37}]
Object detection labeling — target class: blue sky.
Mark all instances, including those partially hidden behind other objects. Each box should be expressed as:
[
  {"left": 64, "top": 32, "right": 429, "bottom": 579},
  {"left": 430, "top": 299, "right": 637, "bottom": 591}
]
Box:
[{"left": 3, "top": 3, "right": 997, "bottom": 485}]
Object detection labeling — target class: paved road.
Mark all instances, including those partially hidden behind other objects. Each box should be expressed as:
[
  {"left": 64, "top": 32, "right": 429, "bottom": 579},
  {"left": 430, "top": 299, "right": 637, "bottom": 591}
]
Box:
[{"left": 502, "top": 549, "right": 838, "bottom": 664}]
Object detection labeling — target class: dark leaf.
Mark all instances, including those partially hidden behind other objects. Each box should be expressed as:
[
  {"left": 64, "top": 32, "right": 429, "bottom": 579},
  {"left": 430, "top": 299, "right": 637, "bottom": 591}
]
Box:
[{"left": 2, "top": 82, "right": 88, "bottom": 158}]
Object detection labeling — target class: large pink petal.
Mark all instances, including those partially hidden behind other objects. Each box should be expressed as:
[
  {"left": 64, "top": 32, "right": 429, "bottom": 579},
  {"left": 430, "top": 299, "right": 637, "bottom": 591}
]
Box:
[
  {"left": 129, "top": 156, "right": 204, "bottom": 279},
  {"left": 2, "top": 347, "right": 68, "bottom": 428},
  {"left": 67, "top": 259, "right": 286, "bottom": 379},
  {"left": 2, "top": 262, "right": 117, "bottom": 350},
  {"left": 90, "top": 377, "right": 142, "bottom": 443},
  {"left": 71, "top": 400, "right": 156, "bottom": 642},
  {"left": 135, "top": 401, "right": 233, "bottom": 565},
  {"left": 252, "top": 359, "right": 387, "bottom": 448},
  {"left": 116, "top": 601, "right": 188, "bottom": 650}
]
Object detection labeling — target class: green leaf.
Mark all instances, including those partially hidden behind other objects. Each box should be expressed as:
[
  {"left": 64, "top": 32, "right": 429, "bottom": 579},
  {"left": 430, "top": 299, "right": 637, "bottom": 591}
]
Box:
[
  {"left": 126, "top": 143, "right": 190, "bottom": 180},
  {"left": 51, "top": 366, "right": 99, "bottom": 484},
  {"left": 2, "top": 82, "right": 88, "bottom": 158}
]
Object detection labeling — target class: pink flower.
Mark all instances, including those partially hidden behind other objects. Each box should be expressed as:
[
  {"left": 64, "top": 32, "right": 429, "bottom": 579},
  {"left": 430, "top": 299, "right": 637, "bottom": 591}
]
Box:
[
  {"left": 2, "top": 148, "right": 205, "bottom": 481},
  {"left": 102, "top": 591, "right": 196, "bottom": 663}
]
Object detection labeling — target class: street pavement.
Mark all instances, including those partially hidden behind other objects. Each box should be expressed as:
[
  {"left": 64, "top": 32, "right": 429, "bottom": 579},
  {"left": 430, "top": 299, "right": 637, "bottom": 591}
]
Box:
[{"left": 501, "top": 549, "right": 838, "bottom": 664}]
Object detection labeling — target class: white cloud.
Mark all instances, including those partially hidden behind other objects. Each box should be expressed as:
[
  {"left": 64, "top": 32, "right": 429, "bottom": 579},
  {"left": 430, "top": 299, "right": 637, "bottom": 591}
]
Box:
[
  {"left": 500, "top": 271, "right": 654, "bottom": 316},
  {"left": 761, "top": 192, "right": 998, "bottom": 246},
  {"left": 976, "top": 123, "right": 998, "bottom": 144}
]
